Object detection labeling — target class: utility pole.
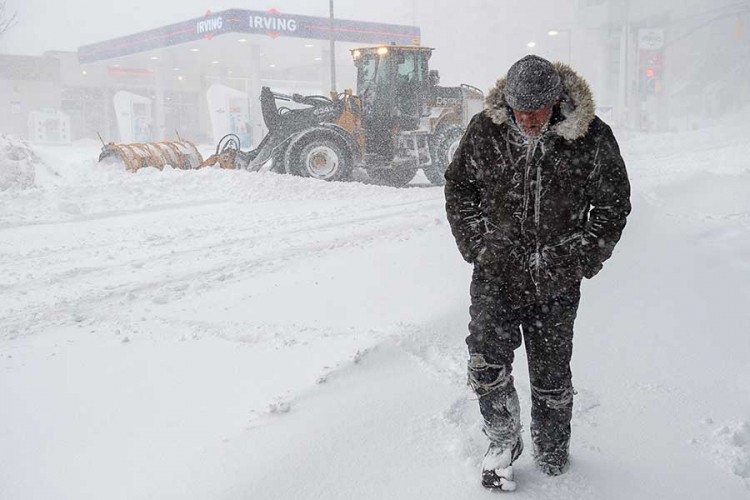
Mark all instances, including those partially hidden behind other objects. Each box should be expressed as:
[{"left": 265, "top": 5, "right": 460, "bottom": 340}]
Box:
[
  {"left": 617, "top": 0, "right": 631, "bottom": 128},
  {"left": 329, "top": 0, "right": 337, "bottom": 93}
]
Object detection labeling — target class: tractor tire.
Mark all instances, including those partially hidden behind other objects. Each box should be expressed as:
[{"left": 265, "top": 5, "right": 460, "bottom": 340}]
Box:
[
  {"left": 368, "top": 168, "right": 418, "bottom": 188},
  {"left": 424, "top": 124, "right": 465, "bottom": 186},
  {"left": 270, "top": 149, "right": 286, "bottom": 174},
  {"left": 289, "top": 139, "right": 352, "bottom": 182}
]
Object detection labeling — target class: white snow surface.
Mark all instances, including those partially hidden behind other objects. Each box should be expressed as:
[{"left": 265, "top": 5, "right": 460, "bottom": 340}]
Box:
[
  {"left": 1, "top": 118, "right": 750, "bottom": 499},
  {"left": 0, "top": 135, "right": 50, "bottom": 192}
]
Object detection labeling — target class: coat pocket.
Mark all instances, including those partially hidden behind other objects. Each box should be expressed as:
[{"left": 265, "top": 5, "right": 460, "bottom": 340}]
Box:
[{"left": 540, "top": 234, "right": 584, "bottom": 282}]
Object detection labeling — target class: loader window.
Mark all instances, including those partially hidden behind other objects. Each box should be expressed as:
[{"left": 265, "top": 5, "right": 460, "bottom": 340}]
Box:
[
  {"left": 357, "top": 55, "right": 390, "bottom": 92},
  {"left": 394, "top": 52, "right": 421, "bottom": 129},
  {"left": 358, "top": 57, "right": 377, "bottom": 87},
  {"left": 396, "top": 52, "right": 419, "bottom": 83}
]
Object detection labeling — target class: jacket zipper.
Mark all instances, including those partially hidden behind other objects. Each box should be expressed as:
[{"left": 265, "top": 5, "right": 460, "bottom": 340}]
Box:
[{"left": 521, "top": 138, "right": 543, "bottom": 295}]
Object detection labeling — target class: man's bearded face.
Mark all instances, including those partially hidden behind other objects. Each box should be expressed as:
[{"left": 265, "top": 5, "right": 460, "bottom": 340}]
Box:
[{"left": 512, "top": 105, "right": 554, "bottom": 138}]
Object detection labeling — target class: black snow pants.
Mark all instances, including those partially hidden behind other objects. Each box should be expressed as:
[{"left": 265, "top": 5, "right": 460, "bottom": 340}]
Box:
[{"left": 466, "top": 270, "right": 580, "bottom": 458}]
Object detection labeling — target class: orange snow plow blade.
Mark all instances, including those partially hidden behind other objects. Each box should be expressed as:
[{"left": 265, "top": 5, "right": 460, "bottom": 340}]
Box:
[{"left": 99, "top": 141, "right": 204, "bottom": 172}]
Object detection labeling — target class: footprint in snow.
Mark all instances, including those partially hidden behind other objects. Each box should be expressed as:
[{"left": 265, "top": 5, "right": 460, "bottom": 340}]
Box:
[{"left": 710, "top": 420, "right": 750, "bottom": 484}]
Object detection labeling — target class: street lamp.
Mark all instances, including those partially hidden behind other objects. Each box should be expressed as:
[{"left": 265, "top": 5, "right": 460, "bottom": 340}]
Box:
[{"left": 548, "top": 29, "right": 572, "bottom": 64}]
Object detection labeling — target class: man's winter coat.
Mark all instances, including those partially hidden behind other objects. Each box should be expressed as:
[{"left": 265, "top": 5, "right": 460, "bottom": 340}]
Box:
[{"left": 445, "top": 63, "right": 631, "bottom": 308}]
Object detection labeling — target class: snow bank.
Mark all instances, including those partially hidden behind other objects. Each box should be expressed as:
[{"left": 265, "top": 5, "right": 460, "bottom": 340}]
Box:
[
  {"left": 623, "top": 117, "right": 750, "bottom": 191},
  {"left": 0, "top": 135, "right": 44, "bottom": 191},
  {"left": 0, "top": 142, "right": 436, "bottom": 229}
]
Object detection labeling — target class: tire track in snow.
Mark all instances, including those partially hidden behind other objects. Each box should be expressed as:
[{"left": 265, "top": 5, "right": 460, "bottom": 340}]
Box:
[
  {"left": 0, "top": 197, "right": 443, "bottom": 294},
  {"left": 0, "top": 197, "right": 441, "bottom": 274},
  {"left": 0, "top": 198, "right": 445, "bottom": 339}
]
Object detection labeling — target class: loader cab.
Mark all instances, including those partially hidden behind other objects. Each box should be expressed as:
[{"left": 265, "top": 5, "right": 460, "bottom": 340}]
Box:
[{"left": 351, "top": 45, "right": 434, "bottom": 159}]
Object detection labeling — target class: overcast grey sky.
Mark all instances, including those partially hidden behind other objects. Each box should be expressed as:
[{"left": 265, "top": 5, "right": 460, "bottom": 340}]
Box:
[{"left": 0, "top": 0, "right": 575, "bottom": 88}]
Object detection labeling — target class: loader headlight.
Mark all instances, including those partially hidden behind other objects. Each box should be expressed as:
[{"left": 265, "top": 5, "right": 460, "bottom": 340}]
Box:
[
  {"left": 353, "top": 50, "right": 361, "bottom": 59},
  {"left": 377, "top": 47, "right": 388, "bottom": 56}
]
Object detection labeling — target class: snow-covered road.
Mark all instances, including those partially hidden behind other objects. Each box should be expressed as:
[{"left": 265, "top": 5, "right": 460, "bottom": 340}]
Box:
[{"left": 1, "top": 122, "right": 749, "bottom": 498}]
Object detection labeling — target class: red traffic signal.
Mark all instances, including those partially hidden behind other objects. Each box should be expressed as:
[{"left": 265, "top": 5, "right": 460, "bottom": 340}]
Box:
[{"left": 645, "top": 67, "right": 655, "bottom": 78}]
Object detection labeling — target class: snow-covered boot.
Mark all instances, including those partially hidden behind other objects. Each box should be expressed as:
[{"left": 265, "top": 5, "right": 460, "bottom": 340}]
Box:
[
  {"left": 530, "top": 384, "right": 574, "bottom": 476},
  {"left": 481, "top": 437, "right": 524, "bottom": 491},
  {"left": 534, "top": 444, "right": 569, "bottom": 476}
]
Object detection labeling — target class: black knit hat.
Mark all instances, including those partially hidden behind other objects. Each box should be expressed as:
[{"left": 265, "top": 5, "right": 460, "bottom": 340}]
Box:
[{"left": 504, "top": 55, "right": 562, "bottom": 111}]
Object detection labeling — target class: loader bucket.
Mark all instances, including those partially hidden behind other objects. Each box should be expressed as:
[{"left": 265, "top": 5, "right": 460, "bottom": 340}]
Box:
[{"left": 99, "top": 141, "right": 204, "bottom": 172}]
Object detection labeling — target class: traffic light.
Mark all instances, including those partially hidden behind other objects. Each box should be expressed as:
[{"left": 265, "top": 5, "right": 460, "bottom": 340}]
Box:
[
  {"left": 645, "top": 66, "right": 657, "bottom": 93},
  {"left": 641, "top": 51, "right": 663, "bottom": 95}
]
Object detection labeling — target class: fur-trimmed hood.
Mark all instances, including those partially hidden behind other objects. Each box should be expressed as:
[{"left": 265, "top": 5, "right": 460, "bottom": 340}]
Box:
[{"left": 484, "top": 62, "right": 596, "bottom": 141}]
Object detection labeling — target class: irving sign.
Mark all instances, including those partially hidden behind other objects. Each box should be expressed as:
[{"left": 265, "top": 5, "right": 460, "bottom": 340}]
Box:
[
  {"left": 78, "top": 8, "right": 420, "bottom": 63},
  {"left": 196, "top": 11, "right": 225, "bottom": 40},
  {"left": 196, "top": 16, "right": 223, "bottom": 35},
  {"left": 250, "top": 9, "right": 298, "bottom": 39},
  {"left": 243, "top": 8, "right": 419, "bottom": 44}
]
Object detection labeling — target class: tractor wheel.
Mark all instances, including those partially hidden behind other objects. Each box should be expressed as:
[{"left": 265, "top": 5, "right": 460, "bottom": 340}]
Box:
[
  {"left": 424, "top": 124, "right": 465, "bottom": 186},
  {"left": 289, "top": 139, "right": 352, "bottom": 182},
  {"left": 368, "top": 168, "right": 418, "bottom": 188}
]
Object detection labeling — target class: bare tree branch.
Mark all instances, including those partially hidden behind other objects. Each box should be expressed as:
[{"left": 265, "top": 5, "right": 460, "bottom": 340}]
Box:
[{"left": 0, "top": 0, "right": 18, "bottom": 36}]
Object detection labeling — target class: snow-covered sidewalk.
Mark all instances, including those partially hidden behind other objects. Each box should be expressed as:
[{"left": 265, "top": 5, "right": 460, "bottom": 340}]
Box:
[{"left": 1, "top": 124, "right": 749, "bottom": 498}]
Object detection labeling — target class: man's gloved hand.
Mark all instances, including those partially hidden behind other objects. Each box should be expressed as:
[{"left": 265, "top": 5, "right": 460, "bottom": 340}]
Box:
[
  {"left": 578, "top": 232, "right": 602, "bottom": 279},
  {"left": 581, "top": 258, "right": 602, "bottom": 279}
]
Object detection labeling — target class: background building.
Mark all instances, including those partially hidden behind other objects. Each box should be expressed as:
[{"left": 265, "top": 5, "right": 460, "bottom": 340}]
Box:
[
  {"left": 572, "top": 0, "right": 750, "bottom": 131},
  {"left": 1, "top": 0, "right": 747, "bottom": 143},
  {"left": 0, "top": 8, "right": 420, "bottom": 145}
]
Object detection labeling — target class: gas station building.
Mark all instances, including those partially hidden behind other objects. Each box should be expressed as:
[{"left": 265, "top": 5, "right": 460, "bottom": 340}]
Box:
[{"left": 0, "top": 9, "right": 420, "bottom": 146}]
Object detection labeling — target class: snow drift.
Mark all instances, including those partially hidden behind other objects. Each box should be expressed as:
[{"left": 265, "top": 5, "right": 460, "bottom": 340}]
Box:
[
  {"left": 0, "top": 135, "right": 45, "bottom": 191},
  {"left": 1, "top": 115, "right": 749, "bottom": 499}
]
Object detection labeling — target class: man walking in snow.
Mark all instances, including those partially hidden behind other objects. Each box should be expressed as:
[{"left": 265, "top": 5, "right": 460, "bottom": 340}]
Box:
[{"left": 444, "top": 55, "right": 631, "bottom": 490}]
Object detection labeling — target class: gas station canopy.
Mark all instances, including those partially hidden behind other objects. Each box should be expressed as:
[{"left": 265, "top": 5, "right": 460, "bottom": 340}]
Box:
[
  {"left": 78, "top": 8, "right": 421, "bottom": 63},
  {"left": 68, "top": 9, "right": 421, "bottom": 145}
]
